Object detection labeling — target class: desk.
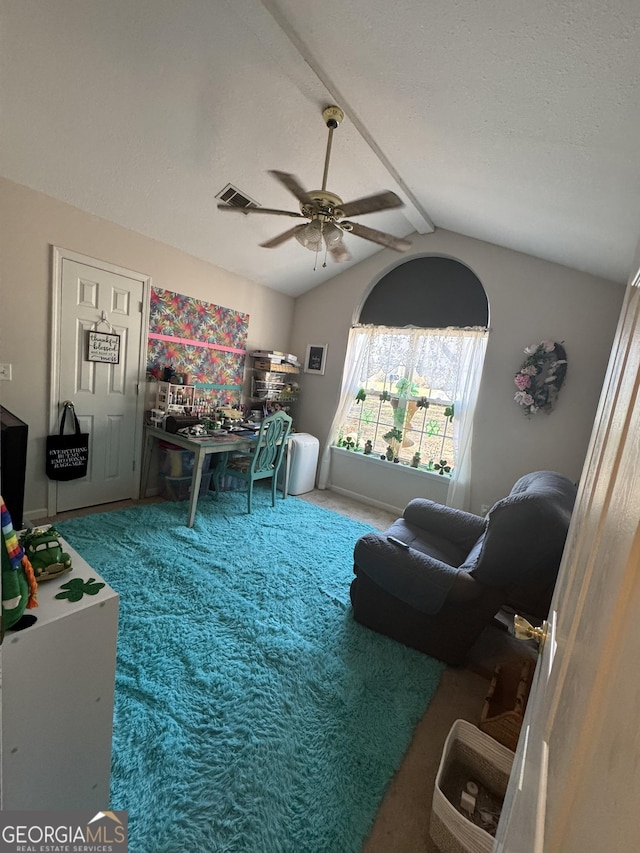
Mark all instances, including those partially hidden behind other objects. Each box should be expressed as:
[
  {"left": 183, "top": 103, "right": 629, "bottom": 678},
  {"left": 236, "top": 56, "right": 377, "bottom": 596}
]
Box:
[{"left": 140, "top": 426, "right": 290, "bottom": 527}]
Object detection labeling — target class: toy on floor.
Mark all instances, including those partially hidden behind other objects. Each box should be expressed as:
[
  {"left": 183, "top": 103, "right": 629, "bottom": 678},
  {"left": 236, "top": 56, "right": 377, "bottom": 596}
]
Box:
[
  {"left": 19, "top": 525, "right": 72, "bottom": 581},
  {"left": 1, "top": 496, "right": 38, "bottom": 631}
]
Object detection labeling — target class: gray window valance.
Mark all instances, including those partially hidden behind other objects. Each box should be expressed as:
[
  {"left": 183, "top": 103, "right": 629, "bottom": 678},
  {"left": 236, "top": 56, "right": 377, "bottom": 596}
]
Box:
[{"left": 359, "top": 256, "right": 489, "bottom": 328}]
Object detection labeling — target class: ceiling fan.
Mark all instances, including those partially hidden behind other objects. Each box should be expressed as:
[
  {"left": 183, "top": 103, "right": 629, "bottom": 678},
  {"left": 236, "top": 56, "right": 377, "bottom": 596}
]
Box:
[{"left": 217, "top": 106, "right": 412, "bottom": 264}]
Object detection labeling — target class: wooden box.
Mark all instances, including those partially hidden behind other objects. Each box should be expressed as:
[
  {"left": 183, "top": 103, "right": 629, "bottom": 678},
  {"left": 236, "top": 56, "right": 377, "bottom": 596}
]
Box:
[{"left": 479, "top": 660, "right": 534, "bottom": 752}]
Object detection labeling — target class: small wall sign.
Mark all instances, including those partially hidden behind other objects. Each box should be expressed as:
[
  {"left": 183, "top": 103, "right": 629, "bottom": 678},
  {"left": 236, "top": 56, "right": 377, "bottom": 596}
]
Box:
[
  {"left": 304, "top": 343, "right": 328, "bottom": 375},
  {"left": 87, "top": 331, "right": 121, "bottom": 363}
]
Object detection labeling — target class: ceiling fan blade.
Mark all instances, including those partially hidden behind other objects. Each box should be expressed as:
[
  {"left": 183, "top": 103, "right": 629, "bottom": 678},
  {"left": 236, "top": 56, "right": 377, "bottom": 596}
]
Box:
[
  {"left": 217, "top": 204, "right": 304, "bottom": 218},
  {"left": 328, "top": 241, "right": 352, "bottom": 263},
  {"left": 268, "top": 170, "right": 311, "bottom": 205},
  {"left": 259, "top": 223, "right": 308, "bottom": 249},
  {"left": 337, "top": 190, "right": 404, "bottom": 218},
  {"left": 345, "top": 221, "right": 412, "bottom": 252}
]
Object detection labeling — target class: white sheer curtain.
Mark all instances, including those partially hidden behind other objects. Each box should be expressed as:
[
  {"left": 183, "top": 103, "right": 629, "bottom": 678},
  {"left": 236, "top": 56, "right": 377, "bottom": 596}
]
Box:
[
  {"left": 446, "top": 328, "right": 488, "bottom": 510},
  {"left": 318, "top": 326, "right": 374, "bottom": 489}
]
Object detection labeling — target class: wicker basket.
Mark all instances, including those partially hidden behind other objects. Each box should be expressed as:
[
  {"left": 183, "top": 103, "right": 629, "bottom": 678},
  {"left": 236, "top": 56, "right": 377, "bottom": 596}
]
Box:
[
  {"left": 430, "top": 720, "right": 514, "bottom": 853},
  {"left": 253, "top": 359, "right": 299, "bottom": 373}
]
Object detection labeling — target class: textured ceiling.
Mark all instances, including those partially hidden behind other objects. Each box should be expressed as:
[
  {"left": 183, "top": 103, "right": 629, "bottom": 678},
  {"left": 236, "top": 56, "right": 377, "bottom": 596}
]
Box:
[{"left": 1, "top": 0, "right": 638, "bottom": 297}]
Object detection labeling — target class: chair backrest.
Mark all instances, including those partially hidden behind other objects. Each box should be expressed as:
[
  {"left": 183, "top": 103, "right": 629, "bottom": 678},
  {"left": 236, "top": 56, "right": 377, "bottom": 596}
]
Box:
[
  {"left": 462, "top": 470, "right": 577, "bottom": 615},
  {"left": 250, "top": 411, "right": 292, "bottom": 476}
]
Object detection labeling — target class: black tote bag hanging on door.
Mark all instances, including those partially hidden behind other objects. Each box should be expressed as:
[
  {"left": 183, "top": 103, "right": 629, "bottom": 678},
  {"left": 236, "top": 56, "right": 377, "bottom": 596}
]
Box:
[{"left": 46, "top": 402, "right": 89, "bottom": 481}]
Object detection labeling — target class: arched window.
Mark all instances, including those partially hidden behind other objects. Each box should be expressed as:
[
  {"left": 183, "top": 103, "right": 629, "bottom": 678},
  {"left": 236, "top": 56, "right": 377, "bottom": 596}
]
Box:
[{"left": 321, "top": 256, "right": 489, "bottom": 509}]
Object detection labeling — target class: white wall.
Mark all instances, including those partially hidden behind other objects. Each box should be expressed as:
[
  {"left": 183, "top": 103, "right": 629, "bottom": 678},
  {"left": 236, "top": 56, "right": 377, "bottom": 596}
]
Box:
[
  {"left": 0, "top": 177, "right": 295, "bottom": 518},
  {"left": 290, "top": 229, "right": 625, "bottom": 513}
]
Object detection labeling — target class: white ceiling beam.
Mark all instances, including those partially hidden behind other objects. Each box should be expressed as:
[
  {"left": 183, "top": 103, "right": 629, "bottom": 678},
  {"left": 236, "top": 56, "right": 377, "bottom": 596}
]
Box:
[{"left": 255, "top": 0, "right": 435, "bottom": 235}]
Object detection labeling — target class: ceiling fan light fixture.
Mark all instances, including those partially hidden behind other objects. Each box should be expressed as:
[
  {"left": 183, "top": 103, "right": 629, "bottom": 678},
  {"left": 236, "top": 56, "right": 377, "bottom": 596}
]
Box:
[
  {"left": 322, "top": 221, "right": 343, "bottom": 246},
  {"left": 294, "top": 219, "right": 323, "bottom": 252}
]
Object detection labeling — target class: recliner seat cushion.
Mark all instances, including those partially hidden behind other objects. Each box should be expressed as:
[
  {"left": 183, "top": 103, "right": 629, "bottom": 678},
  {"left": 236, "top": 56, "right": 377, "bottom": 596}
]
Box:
[
  {"left": 353, "top": 533, "right": 463, "bottom": 615},
  {"left": 385, "top": 518, "right": 469, "bottom": 566}
]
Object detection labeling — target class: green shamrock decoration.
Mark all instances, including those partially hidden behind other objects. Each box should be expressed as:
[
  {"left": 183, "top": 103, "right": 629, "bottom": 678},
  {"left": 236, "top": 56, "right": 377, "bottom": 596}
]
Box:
[
  {"left": 379, "top": 390, "right": 391, "bottom": 402},
  {"left": 435, "top": 459, "right": 452, "bottom": 475},
  {"left": 355, "top": 388, "right": 367, "bottom": 404},
  {"left": 444, "top": 405, "right": 455, "bottom": 423},
  {"left": 55, "top": 577, "right": 105, "bottom": 602}
]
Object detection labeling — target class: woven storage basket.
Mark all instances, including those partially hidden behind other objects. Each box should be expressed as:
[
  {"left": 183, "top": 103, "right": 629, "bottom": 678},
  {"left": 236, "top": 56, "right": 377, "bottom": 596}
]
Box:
[{"left": 430, "top": 719, "right": 514, "bottom": 853}]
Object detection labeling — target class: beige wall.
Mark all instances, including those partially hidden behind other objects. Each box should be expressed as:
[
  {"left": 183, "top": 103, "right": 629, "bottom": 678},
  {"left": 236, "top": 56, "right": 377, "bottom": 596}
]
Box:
[
  {"left": 0, "top": 177, "right": 294, "bottom": 517},
  {"left": 0, "top": 175, "right": 627, "bottom": 519},
  {"left": 291, "top": 229, "right": 626, "bottom": 513}
]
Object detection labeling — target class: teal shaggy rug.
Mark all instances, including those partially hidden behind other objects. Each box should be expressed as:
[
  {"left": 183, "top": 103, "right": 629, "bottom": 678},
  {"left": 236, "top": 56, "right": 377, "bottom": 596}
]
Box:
[{"left": 57, "top": 491, "right": 445, "bottom": 853}]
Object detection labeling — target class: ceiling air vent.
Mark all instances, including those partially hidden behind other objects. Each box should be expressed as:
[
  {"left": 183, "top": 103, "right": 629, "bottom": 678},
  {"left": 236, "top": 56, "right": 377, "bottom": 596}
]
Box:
[{"left": 216, "top": 183, "right": 259, "bottom": 210}]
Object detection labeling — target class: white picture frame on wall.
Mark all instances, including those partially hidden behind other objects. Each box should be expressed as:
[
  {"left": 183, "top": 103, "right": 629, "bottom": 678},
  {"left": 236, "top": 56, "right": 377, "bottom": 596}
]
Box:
[{"left": 304, "top": 343, "right": 328, "bottom": 375}]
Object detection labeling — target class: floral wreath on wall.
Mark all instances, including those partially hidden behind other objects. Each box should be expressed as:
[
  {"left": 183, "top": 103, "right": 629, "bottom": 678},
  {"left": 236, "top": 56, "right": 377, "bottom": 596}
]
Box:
[{"left": 514, "top": 340, "right": 568, "bottom": 416}]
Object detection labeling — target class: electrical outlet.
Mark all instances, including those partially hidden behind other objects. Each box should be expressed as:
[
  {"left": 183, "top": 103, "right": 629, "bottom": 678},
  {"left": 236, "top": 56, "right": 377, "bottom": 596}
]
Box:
[{"left": 0, "top": 363, "right": 12, "bottom": 381}]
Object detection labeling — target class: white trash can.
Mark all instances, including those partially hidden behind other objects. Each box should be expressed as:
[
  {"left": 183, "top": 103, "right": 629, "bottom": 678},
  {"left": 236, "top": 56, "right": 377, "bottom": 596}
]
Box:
[{"left": 282, "top": 433, "right": 319, "bottom": 495}]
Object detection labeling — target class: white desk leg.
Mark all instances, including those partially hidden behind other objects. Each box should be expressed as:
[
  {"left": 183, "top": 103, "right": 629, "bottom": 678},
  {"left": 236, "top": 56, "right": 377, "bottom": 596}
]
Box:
[
  {"left": 140, "top": 430, "right": 155, "bottom": 499},
  {"left": 187, "top": 447, "right": 206, "bottom": 527}
]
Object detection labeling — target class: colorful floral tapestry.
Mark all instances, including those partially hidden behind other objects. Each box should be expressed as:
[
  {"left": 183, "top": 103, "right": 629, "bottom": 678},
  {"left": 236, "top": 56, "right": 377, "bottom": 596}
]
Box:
[{"left": 147, "top": 288, "right": 249, "bottom": 407}]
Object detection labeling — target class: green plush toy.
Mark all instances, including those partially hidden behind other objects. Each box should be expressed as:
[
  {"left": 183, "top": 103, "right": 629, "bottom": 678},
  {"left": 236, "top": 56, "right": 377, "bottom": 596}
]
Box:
[{"left": 1, "top": 496, "right": 38, "bottom": 631}]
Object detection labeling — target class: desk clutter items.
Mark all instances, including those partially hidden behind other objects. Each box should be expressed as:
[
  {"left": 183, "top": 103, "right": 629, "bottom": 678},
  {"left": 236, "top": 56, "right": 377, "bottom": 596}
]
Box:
[
  {"left": 431, "top": 719, "right": 514, "bottom": 852},
  {"left": 19, "top": 525, "right": 73, "bottom": 582},
  {"left": 1, "top": 496, "right": 38, "bottom": 630},
  {"left": 46, "top": 401, "right": 89, "bottom": 481},
  {"left": 178, "top": 423, "right": 208, "bottom": 437}
]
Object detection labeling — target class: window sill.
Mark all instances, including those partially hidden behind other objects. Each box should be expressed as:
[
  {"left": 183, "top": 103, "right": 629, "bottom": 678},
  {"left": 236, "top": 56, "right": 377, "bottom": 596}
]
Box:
[
  {"left": 331, "top": 446, "right": 452, "bottom": 482},
  {"left": 328, "top": 445, "right": 450, "bottom": 513}
]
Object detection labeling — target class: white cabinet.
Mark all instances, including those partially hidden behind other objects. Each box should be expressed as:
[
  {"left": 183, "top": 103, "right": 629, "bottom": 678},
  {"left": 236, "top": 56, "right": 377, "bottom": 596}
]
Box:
[{"left": 1, "top": 541, "right": 119, "bottom": 810}]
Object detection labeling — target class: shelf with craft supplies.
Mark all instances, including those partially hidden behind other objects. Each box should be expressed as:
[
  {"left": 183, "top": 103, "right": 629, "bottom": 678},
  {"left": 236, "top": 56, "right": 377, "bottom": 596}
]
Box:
[
  {"left": 155, "top": 380, "right": 196, "bottom": 412},
  {"left": 249, "top": 351, "right": 300, "bottom": 412}
]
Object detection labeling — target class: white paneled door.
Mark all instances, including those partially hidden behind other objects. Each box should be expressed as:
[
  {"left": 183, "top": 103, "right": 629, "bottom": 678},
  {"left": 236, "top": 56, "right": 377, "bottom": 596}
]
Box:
[
  {"left": 51, "top": 250, "right": 149, "bottom": 513},
  {"left": 495, "top": 255, "right": 640, "bottom": 852}
]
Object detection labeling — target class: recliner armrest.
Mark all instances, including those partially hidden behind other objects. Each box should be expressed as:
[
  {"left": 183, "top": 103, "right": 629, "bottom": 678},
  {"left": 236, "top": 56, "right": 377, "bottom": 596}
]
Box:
[
  {"left": 403, "top": 498, "right": 486, "bottom": 551},
  {"left": 353, "top": 532, "right": 482, "bottom": 615}
]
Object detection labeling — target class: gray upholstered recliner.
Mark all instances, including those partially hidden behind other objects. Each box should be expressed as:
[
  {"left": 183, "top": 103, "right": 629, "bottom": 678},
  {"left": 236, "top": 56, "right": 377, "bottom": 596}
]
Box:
[{"left": 350, "top": 471, "right": 577, "bottom": 665}]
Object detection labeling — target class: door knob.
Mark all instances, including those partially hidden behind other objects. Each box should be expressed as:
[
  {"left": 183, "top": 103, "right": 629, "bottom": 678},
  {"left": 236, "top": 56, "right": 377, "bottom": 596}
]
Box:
[{"left": 513, "top": 614, "right": 548, "bottom": 651}]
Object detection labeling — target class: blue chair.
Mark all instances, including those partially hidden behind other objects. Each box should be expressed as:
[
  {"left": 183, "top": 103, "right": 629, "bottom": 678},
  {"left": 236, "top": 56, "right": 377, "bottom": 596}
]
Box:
[{"left": 216, "top": 411, "right": 292, "bottom": 513}]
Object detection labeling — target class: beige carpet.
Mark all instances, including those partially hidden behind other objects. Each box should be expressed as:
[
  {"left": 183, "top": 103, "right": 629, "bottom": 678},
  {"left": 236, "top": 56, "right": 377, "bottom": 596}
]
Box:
[{"left": 43, "top": 487, "right": 535, "bottom": 853}]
